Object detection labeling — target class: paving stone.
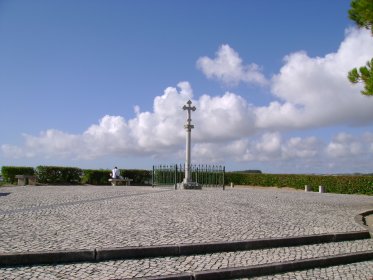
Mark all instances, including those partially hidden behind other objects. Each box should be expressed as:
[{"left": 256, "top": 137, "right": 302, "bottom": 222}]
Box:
[
  {"left": 247, "top": 260, "right": 373, "bottom": 280},
  {"left": 0, "top": 239, "right": 372, "bottom": 279},
  {"left": 0, "top": 185, "right": 372, "bottom": 279}
]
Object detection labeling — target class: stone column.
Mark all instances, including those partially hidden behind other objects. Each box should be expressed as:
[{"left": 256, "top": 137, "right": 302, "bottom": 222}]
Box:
[{"left": 182, "top": 100, "right": 196, "bottom": 184}]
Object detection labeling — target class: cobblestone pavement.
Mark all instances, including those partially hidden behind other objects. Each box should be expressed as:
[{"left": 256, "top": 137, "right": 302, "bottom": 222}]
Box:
[
  {"left": 0, "top": 185, "right": 372, "bottom": 279},
  {"left": 0, "top": 240, "right": 372, "bottom": 279},
  {"left": 248, "top": 260, "right": 373, "bottom": 280}
]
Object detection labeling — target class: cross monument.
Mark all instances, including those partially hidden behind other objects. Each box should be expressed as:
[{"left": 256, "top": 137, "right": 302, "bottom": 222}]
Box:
[{"left": 181, "top": 100, "right": 200, "bottom": 189}]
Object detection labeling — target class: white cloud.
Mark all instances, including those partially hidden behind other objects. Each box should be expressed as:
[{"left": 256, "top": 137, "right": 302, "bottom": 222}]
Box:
[
  {"left": 282, "top": 137, "right": 320, "bottom": 159},
  {"left": 195, "top": 92, "right": 256, "bottom": 141},
  {"left": 196, "top": 44, "right": 268, "bottom": 86},
  {"left": 254, "top": 132, "right": 282, "bottom": 160},
  {"left": 2, "top": 29, "right": 373, "bottom": 173},
  {"left": 196, "top": 28, "right": 373, "bottom": 130},
  {"left": 194, "top": 139, "right": 254, "bottom": 163},
  {"left": 0, "top": 82, "right": 256, "bottom": 161},
  {"left": 256, "top": 28, "right": 373, "bottom": 129},
  {"left": 193, "top": 131, "right": 373, "bottom": 173},
  {"left": 363, "top": 132, "right": 373, "bottom": 153},
  {"left": 22, "top": 130, "right": 81, "bottom": 159},
  {"left": 82, "top": 115, "right": 134, "bottom": 158},
  {"left": 326, "top": 132, "right": 363, "bottom": 158},
  {"left": 1, "top": 144, "right": 24, "bottom": 159}
]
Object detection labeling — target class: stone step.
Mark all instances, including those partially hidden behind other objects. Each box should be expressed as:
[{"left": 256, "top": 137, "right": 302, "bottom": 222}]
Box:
[
  {"left": 0, "top": 231, "right": 370, "bottom": 267},
  {"left": 0, "top": 239, "right": 372, "bottom": 279},
  {"left": 242, "top": 260, "right": 373, "bottom": 280}
]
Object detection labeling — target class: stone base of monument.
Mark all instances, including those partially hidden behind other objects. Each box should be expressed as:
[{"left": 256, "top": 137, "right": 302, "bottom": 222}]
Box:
[{"left": 177, "top": 181, "right": 202, "bottom": 190}]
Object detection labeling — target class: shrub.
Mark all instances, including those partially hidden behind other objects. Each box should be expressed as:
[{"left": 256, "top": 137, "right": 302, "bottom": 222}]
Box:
[
  {"left": 82, "top": 169, "right": 152, "bottom": 185},
  {"left": 122, "top": 169, "right": 152, "bottom": 185},
  {"left": 1, "top": 166, "right": 34, "bottom": 184},
  {"left": 225, "top": 173, "right": 373, "bottom": 195},
  {"left": 35, "top": 166, "right": 82, "bottom": 185},
  {"left": 82, "top": 169, "right": 111, "bottom": 185}
]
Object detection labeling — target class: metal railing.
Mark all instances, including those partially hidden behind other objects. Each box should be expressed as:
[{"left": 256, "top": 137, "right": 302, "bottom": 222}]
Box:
[{"left": 152, "top": 164, "right": 225, "bottom": 189}]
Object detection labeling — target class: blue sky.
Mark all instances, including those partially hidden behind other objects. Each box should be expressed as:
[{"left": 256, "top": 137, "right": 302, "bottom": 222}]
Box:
[{"left": 1, "top": 0, "right": 373, "bottom": 173}]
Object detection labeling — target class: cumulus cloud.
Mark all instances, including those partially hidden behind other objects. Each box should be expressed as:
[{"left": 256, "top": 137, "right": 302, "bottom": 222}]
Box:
[
  {"left": 192, "top": 132, "right": 373, "bottom": 173},
  {"left": 0, "top": 82, "right": 257, "bottom": 161},
  {"left": 1, "top": 83, "right": 190, "bottom": 160},
  {"left": 1, "top": 130, "right": 82, "bottom": 159},
  {"left": 196, "top": 44, "right": 268, "bottom": 86},
  {"left": 282, "top": 136, "right": 320, "bottom": 159},
  {"left": 256, "top": 28, "right": 373, "bottom": 129},
  {"left": 196, "top": 28, "right": 373, "bottom": 129},
  {"left": 2, "top": 28, "right": 373, "bottom": 173},
  {"left": 194, "top": 92, "right": 256, "bottom": 141},
  {"left": 326, "top": 132, "right": 363, "bottom": 158}
]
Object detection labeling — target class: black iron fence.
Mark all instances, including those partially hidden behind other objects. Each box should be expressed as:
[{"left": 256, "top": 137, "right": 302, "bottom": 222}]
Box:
[{"left": 152, "top": 164, "right": 225, "bottom": 189}]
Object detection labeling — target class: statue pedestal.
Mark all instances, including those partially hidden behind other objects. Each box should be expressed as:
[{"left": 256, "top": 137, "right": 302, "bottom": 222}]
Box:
[{"left": 178, "top": 180, "right": 202, "bottom": 190}]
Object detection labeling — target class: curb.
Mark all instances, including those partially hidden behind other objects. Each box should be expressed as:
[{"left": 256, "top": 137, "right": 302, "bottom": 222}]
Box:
[
  {"left": 354, "top": 210, "right": 373, "bottom": 228},
  {"left": 355, "top": 209, "right": 373, "bottom": 238},
  {"left": 96, "top": 231, "right": 370, "bottom": 262},
  {"left": 0, "top": 249, "right": 95, "bottom": 266},
  {"left": 0, "top": 231, "right": 370, "bottom": 267},
  {"left": 138, "top": 250, "right": 373, "bottom": 280}
]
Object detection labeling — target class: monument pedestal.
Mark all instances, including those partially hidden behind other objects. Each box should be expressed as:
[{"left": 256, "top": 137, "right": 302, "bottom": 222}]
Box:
[{"left": 178, "top": 180, "right": 202, "bottom": 190}]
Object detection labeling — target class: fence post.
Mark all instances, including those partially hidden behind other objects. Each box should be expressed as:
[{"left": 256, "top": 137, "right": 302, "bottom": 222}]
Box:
[
  {"left": 174, "top": 164, "right": 177, "bottom": 190},
  {"left": 319, "top": 185, "right": 325, "bottom": 193},
  {"left": 151, "top": 166, "right": 153, "bottom": 187},
  {"left": 222, "top": 166, "right": 225, "bottom": 190},
  {"left": 152, "top": 164, "right": 225, "bottom": 189}
]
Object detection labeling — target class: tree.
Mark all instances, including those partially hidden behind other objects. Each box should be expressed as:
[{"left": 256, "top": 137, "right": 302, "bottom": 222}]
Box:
[
  {"left": 348, "top": 58, "right": 373, "bottom": 96},
  {"left": 348, "top": 0, "right": 373, "bottom": 96}
]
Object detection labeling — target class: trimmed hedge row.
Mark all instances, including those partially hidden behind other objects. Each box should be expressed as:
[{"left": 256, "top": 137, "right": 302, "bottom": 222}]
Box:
[
  {"left": 124, "top": 169, "right": 152, "bottom": 185},
  {"left": 225, "top": 173, "right": 373, "bottom": 195},
  {"left": 82, "top": 169, "right": 152, "bottom": 185},
  {"left": 1, "top": 166, "right": 35, "bottom": 184},
  {"left": 2, "top": 165, "right": 371, "bottom": 195},
  {"left": 82, "top": 169, "right": 111, "bottom": 185},
  {"left": 36, "top": 166, "right": 82, "bottom": 185},
  {"left": 1, "top": 166, "right": 151, "bottom": 186}
]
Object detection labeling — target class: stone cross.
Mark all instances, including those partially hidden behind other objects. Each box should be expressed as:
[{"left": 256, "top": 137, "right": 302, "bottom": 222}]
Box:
[{"left": 182, "top": 100, "right": 196, "bottom": 184}]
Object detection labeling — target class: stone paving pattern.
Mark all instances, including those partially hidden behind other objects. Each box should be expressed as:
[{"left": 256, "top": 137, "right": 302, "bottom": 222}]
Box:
[
  {"left": 248, "top": 261, "right": 373, "bottom": 280},
  {"left": 0, "top": 239, "right": 372, "bottom": 279},
  {"left": 0, "top": 185, "right": 372, "bottom": 279}
]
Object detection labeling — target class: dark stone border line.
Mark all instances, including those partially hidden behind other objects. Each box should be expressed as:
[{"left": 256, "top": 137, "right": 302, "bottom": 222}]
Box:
[
  {"left": 354, "top": 210, "right": 373, "bottom": 228},
  {"left": 138, "top": 251, "right": 373, "bottom": 280},
  {"left": 0, "top": 249, "right": 95, "bottom": 267},
  {"left": 355, "top": 209, "right": 373, "bottom": 239},
  {"left": 95, "top": 231, "right": 370, "bottom": 261},
  {"left": 0, "top": 231, "right": 370, "bottom": 267}
]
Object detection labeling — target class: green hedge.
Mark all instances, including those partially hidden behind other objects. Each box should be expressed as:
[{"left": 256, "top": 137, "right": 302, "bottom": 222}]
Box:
[
  {"left": 82, "top": 169, "right": 111, "bottom": 185},
  {"left": 82, "top": 169, "right": 152, "bottom": 185},
  {"left": 35, "top": 166, "right": 83, "bottom": 185},
  {"left": 123, "top": 169, "right": 152, "bottom": 185},
  {"left": 225, "top": 173, "right": 373, "bottom": 195},
  {"left": 2, "top": 165, "right": 372, "bottom": 194},
  {"left": 1, "top": 166, "right": 35, "bottom": 184},
  {"left": 1, "top": 165, "right": 152, "bottom": 186}
]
